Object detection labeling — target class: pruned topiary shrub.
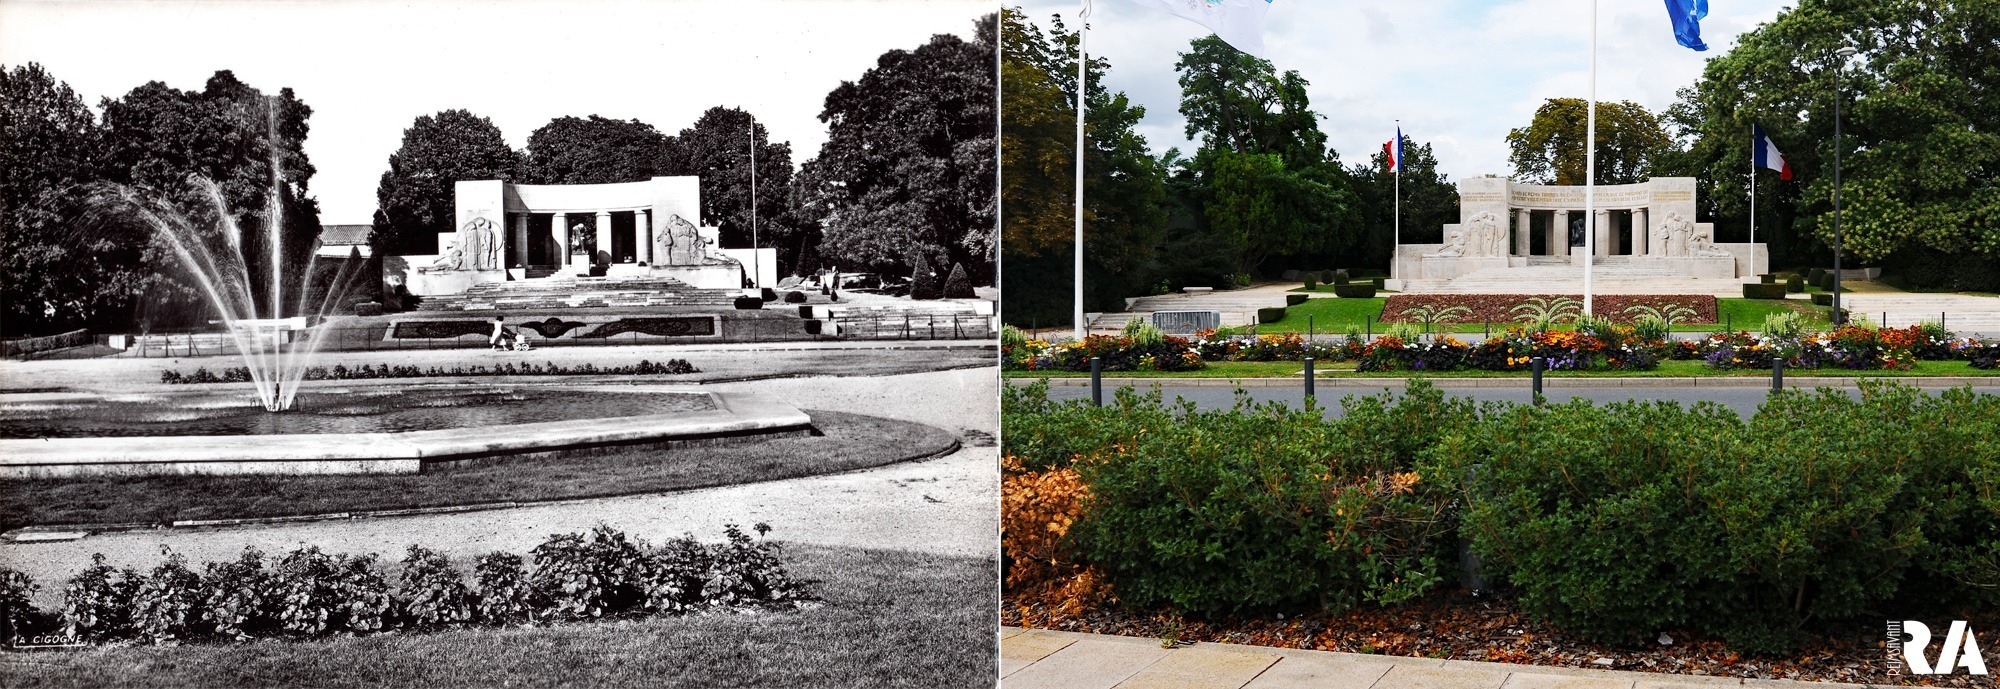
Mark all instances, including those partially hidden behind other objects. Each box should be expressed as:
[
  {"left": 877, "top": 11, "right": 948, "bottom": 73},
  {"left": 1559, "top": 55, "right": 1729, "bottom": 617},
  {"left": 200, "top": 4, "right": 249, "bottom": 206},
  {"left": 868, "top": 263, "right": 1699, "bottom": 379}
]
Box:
[
  {"left": 1333, "top": 284, "right": 1378, "bottom": 298},
  {"left": 1286, "top": 294, "right": 1308, "bottom": 306},
  {"left": 909, "top": 253, "right": 940, "bottom": 300},
  {"left": 1786, "top": 274, "right": 1805, "bottom": 292},
  {"left": 783, "top": 290, "right": 806, "bottom": 303},
  {"left": 1742, "top": 283, "right": 1789, "bottom": 299},
  {"left": 943, "top": 263, "right": 975, "bottom": 298},
  {"left": 1257, "top": 306, "right": 1287, "bottom": 323},
  {"left": 1304, "top": 274, "right": 1318, "bottom": 290}
]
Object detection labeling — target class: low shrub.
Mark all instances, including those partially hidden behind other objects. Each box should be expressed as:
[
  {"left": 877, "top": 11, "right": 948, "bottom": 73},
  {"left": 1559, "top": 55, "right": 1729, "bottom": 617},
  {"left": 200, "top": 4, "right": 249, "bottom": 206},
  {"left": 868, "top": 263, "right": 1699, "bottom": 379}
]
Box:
[
  {"left": 1334, "top": 269, "right": 1352, "bottom": 285},
  {"left": 1760, "top": 274, "right": 1777, "bottom": 284},
  {"left": 1811, "top": 292, "right": 1834, "bottom": 306},
  {"left": 783, "top": 290, "right": 807, "bottom": 303},
  {"left": 943, "top": 263, "right": 976, "bottom": 298},
  {"left": 1257, "top": 306, "right": 1288, "bottom": 323},
  {"left": 29, "top": 526, "right": 813, "bottom": 647},
  {"left": 1304, "top": 274, "right": 1318, "bottom": 290},
  {"left": 1285, "top": 294, "right": 1309, "bottom": 306},
  {"left": 1333, "top": 284, "right": 1377, "bottom": 298},
  {"left": 1742, "top": 283, "right": 1789, "bottom": 299},
  {"left": 733, "top": 296, "right": 764, "bottom": 310},
  {"left": 1072, "top": 384, "right": 1460, "bottom": 614},
  {"left": 1786, "top": 274, "right": 1805, "bottom": 292}
]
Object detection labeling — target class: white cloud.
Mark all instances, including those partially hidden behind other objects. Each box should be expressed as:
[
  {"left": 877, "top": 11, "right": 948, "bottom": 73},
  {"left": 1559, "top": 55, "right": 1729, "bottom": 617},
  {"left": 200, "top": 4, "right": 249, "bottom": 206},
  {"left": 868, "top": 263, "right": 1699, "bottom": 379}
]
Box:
[
  {"left": 1013, "top": 0, "right": 1787, "bottom": 180},
  {"left": 0, "top": 0, "right": 989, "bottom": 223}
]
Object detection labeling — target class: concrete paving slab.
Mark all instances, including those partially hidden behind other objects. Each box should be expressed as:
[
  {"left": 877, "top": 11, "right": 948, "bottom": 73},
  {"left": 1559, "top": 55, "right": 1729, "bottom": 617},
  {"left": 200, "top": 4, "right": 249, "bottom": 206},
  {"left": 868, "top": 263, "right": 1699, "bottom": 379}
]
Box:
[
  {"left": 1116, "top": 645, "right": 1281, "bottom": 689},
  {"left": 1238, "top": 653, "right": 1396, "bottom": 689},
  {"left": 1001, "top": 628, "right": 1079, "bottom": 677},
  {"left": 1357, "top": 662, "right": 1514, "bottom": 689},
  {"left": 1500, "top": 671, "right": 1636, "bottom": 689},
  {"left": 1005, "top": 637, "right": 1173, "bottom": 689}
]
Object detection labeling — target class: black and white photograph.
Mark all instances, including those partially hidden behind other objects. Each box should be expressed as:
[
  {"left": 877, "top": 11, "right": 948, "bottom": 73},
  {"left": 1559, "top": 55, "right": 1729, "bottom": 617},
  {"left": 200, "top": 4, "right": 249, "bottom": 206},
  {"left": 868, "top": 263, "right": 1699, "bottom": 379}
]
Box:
[{"left": 0, "top": 1, "right": 998, "bottom": 686}]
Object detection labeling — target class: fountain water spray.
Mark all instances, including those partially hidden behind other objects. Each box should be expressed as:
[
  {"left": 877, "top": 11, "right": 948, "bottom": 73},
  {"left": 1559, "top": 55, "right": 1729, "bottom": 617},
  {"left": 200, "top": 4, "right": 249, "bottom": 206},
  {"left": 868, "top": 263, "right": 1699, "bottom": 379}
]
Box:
[{"left": 92, "top": 99, "right": 366, "bottom": 411}]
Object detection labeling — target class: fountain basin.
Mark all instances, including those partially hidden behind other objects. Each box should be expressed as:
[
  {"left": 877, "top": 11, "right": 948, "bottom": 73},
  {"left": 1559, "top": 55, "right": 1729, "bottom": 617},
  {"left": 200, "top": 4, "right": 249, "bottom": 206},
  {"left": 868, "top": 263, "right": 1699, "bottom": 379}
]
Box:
[{"left": 0, "top": 386, "right": 812, "bottom": 478}]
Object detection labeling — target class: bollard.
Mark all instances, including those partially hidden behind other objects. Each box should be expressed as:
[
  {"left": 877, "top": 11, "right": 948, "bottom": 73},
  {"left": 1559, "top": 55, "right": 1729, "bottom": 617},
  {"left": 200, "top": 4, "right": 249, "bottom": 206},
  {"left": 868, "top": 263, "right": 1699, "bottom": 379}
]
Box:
[
  {"left": 1308, "top": 315, "right": 1314, "bottom": 344},
  {"left": 1366, "top": 316, "right": 1373, "bottom": 340},
  {"left": 1530, "top": 356, "right": 1545, "bottom": 405},
  {"left": 1304, "top": 356, "right": 1315, "bottom": 400},
  {"left": 1090, "top": 356, "right": 1103, "bottom": 407},
  {"left": 1773, "top": 358, "right": 1785, "bottom": 391}
]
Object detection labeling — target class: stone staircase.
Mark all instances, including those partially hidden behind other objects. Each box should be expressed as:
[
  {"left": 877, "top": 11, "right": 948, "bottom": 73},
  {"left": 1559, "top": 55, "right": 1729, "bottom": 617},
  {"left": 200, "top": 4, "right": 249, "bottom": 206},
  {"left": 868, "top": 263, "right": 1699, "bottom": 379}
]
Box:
[
  {"left": 415, "top": 275, "right": 738, "bottom": 312},
  {"left": 1401, "top": 259, "right": 1748, "bottom": 295}
]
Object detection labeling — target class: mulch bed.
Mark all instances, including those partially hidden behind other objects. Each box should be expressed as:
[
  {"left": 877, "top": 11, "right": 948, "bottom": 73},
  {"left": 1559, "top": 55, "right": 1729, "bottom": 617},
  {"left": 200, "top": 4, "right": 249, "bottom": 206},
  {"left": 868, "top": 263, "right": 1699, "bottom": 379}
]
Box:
[
  {"left": 1380, "top": 294, "right": 1719, "bottom": 325},
  {"left": 1002, "top": 590, "right": 1995, "bottom": 686}
]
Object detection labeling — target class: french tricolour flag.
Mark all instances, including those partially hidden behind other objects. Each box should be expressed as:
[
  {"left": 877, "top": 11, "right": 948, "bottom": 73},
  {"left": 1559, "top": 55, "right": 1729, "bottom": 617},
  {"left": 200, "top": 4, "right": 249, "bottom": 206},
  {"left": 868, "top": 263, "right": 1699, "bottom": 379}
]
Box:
[
  {"left": 1384, "top": 127, "right": 1403, "bottom": 173},
  {"left": 1753, "top": 124, "right": 1792, "bottom": 180}
]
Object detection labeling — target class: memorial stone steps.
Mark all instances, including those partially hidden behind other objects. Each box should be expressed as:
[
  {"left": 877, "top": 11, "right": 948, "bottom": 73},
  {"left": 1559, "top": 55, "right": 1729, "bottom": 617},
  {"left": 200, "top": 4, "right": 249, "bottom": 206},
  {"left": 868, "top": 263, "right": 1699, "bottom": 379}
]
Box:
[
  {"left": 415, "top": 275, "right": 739, "bottom": 312},
  {"left": 1400, "top": 263, "right": 1748, "bottom": 295}
]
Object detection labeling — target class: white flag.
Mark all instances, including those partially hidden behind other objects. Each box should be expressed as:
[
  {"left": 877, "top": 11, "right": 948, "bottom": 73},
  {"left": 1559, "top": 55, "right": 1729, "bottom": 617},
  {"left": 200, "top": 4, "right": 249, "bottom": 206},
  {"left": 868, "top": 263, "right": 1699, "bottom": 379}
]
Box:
[{"left": 1121, "top": 0, "right": 1275, "bottom": 59}]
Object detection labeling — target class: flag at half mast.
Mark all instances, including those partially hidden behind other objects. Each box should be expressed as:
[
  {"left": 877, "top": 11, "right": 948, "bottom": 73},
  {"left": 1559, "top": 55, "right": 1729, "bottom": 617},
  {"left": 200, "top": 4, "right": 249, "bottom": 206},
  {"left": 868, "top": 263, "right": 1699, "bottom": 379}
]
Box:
[{"left": 1120, "top": 0, "right": 1275, "bottom": 59}]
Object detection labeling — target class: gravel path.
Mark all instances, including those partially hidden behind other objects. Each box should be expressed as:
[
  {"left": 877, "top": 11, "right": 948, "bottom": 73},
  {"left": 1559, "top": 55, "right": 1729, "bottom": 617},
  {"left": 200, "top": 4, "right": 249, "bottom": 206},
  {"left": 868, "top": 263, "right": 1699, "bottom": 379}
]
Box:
[{"left": 0, "top": 367, "right": 999, "bottom": 606}]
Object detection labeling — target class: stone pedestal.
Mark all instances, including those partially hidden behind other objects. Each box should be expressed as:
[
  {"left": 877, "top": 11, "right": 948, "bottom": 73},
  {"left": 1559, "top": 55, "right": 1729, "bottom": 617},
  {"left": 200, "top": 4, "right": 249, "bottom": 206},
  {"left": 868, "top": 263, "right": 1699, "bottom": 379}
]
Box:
[{"left": 651, "top": 263, "right": 744, "bottom": 289}]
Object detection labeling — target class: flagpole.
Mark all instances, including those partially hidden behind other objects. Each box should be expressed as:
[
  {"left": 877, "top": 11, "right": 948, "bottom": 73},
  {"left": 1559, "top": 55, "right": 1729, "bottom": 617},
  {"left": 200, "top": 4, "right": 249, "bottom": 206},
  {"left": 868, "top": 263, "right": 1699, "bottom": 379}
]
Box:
[
  {"left": 1393, "top": 121, "right": 1401, "bottom": 282},
  {"left": 750, "top": 118, "right": 759, "bottom": 289},
  {"left": 1750, "top": 137, "right": 1757, "bottom": 248},
  {"left": 1073, "top": 0, "right": 1090, "bottom": 341},
  {"left": 1583, "top": 0, "right": 1597, "bottom": 317}
]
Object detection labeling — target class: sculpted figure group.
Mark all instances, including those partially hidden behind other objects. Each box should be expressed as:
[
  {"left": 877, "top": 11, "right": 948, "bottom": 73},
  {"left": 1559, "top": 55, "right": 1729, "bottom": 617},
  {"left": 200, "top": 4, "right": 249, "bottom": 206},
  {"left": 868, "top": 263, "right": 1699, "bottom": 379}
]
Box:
[{"left": 1423, "top": 211, "right": 1507, "bottom": 258}]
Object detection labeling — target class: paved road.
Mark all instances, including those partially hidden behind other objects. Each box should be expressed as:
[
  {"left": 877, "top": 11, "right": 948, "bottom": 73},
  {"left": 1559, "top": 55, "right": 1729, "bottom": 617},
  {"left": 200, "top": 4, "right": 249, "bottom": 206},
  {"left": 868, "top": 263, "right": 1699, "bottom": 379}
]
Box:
[{"left": 1030, "top": 378, "right": 1994, "bottom": 417}]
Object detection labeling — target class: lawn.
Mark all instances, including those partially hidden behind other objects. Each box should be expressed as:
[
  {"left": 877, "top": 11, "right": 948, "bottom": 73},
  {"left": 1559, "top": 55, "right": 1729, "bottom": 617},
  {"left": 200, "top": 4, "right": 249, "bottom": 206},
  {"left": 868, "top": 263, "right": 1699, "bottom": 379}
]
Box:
[
  {"left": 1250, "top": 296, "right": 1830, "bottom": 334},
  {"left": 0, "top": 543, "right": 998, "bottom": 689},
  {"left": 0, "top": 411, "right": 957, "bottom": 531},
  {"left": 1004, "top": 359, "right": 2000, "bottom": 379}
]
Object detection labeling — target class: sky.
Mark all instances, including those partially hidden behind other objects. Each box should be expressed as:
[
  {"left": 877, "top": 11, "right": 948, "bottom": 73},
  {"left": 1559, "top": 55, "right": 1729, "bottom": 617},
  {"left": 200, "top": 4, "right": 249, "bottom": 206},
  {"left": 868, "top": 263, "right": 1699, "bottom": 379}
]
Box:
[
  {"left": 1010, "top": 0, "right": 1790, "bottom": 180},
  {"left": 0, "top": 0, "right": 991, "bottom": 223}
]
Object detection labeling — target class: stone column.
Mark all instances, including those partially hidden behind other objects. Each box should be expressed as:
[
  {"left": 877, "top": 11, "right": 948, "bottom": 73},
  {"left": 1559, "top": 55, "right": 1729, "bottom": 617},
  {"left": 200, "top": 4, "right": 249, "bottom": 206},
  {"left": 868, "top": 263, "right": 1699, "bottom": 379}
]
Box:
[
  {"left": 1553, "top": 210, "right": 1571, "bottom": 256},
  {"left": 595, "top": 210, "right": 613, "bottom": 265},
  {"left": 636, "top": 209, "right": 651, "bottom": 264},
  {"left": 1514, "top": 208, "right": 1531, "bottom": 256},
  {"left": 1594, "top": 209, "right": 1612, "bottom": 257},
  {"left": 1632, "top": 208, "right": 1650, "bottom": 256},
  {"left": 511, "top": 214, "right": 529, "bottom": 269},
  {"left": 550, "top": 212, "right": 567, "bottom": 270}
]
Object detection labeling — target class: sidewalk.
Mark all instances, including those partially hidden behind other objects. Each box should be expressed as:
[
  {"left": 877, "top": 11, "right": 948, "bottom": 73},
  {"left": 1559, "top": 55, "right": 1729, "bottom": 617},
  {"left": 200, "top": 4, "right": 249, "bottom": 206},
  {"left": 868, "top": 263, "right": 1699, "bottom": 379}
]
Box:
[{"left": 1002, "top": 628, "right": 1868, "bottom": 689}]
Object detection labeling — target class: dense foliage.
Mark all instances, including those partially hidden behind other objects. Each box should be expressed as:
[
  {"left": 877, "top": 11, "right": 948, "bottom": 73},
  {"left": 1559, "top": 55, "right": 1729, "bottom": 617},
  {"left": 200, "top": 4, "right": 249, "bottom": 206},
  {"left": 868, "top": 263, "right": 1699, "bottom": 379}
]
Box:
[
  {"left": 4, "top": 524, "right": 814, "bottom": 645},
  {"left": 1002, "top": 379, "right": 2000, "bottom": 654},
  {"left": 1507, "top": 99, "right": 1674, "bottom": 186},
  {"left": 372, "top": 110, "right": 523, "bottom": 256}
]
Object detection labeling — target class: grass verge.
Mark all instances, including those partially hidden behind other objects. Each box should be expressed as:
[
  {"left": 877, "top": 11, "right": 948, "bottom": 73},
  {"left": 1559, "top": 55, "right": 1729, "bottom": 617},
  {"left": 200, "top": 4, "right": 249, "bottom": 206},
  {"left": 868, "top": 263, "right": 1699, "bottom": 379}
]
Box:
[
  {"left": 0, "top": 411, "right": 956, "bottom": 531},
  {"left": 1003, "top": 359, "right": 2000, "bottom": 379},
  {"left": 0, "top": 543, "right": 997, "bottom": 689}
]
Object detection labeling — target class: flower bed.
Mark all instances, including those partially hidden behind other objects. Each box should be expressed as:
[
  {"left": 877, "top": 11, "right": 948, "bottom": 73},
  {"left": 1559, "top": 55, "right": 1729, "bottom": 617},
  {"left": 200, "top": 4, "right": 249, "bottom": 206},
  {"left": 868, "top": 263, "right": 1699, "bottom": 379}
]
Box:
[
  {"left": 161, "top": 359, "right": 700, "bottom": 384},
  {"left": 1701, "top": 325, "right": 1984, "bottom": 371},
  {"left": 1381, "top": 294, "right": 1718, "bottom": 324},
  {"left": 1002, "top": 335, "right": 1204, "bottom": 372}
]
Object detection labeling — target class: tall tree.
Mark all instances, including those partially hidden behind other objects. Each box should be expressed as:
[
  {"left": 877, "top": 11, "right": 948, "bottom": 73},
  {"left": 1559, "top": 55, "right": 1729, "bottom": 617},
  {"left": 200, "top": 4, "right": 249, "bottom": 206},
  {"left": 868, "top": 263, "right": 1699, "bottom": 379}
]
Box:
[
  {"left": 0, "top": 63, "right": 110, "bottom": 335},
  {"left": 372, "top": 109, "right": 521, "bottom": 256},
  {"left": 96, "top": 70, "right": 321, "bottom": 328},
  {"left": 1000, "top": 9, "right": 1167, "bottom": 326},
  {"left": 798, "top": 15, "right": 997, "bottom": 281},
  {"left": 1665, "top": 0, "right": 1998, "bottom": 284},
  {"left": 1171, "top": 36, "right": 1361, "bottom": 276},
  {"left": 1351, "top": 135, "right": 1459, "bottom": 263},
  {"left": 660, "top": 107, "right": 800, "bottom": 270},
  {"left": 524, "top": 115, "right": 669, "bottom": 184},
  {"left": 1506, "top": 98, "right": 1672, "bottom": 186}
]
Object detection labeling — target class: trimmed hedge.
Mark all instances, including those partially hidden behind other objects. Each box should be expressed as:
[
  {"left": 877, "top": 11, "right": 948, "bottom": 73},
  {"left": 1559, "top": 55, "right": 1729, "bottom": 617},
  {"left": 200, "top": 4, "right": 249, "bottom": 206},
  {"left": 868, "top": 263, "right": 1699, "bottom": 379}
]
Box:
[
  {"left": 1285, "top": 294, "right": 1309, "bottom": 306},
  {"left": 1812, "top": 292, "right": 1835, "bottom": 306},
  {"left": 1742, "top": 283, "right": 1790, "bottom": 299},
  {"left": 1786, "top": 274, "right": 1805, "bottom": 292},
  {"left": 1760, "top": 274, "right": 1777, "bottom": 284},
  {"left": 733, "top": 296, "right": 764, "bottom": 310},
  {"left": 1003, "top": 380, "right": 2000, "bottom": 654},
  {"left": 1333, "top": 284, "right": 1378, "bottom": 298},
  {"left": 1257, "top": 306, "right": 1288, "bottom": 323}
]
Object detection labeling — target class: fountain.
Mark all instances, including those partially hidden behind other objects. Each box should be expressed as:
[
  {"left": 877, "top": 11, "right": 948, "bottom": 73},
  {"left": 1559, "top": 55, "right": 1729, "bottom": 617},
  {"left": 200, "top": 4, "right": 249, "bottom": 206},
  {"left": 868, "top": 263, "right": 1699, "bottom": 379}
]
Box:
[{"left": 92, "top": 104, "right": 366, "bottom": 411}]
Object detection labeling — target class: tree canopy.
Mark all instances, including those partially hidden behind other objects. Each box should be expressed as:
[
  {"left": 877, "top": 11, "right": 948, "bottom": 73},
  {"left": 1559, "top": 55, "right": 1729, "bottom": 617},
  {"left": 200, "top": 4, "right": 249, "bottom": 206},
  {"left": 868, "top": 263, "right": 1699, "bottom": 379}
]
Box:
[
  {"left": 524, "top": 115, "right": 670, "bottom": 184},
  {"left": 798, "top": 15, "right": 997, "bottom": 280},
  {"left": 660, "top": 107, "right": 800, "bottom": 268},
  {"left": 1351, "top": 135, "right": 1459, "bottom": 258},
  {"left": 372, "top": 109, "right": 521, "bottom": 256},
  {"left": 1664, "top": 0, "right": 1998, "bottom": 282},
  {"left": 1, "top": 63, "right": 112, "bottom": 334},
  {"left": 1000, "top": 8, "right": 1167, "bottom": 326},
  {"left": 1507, "top": 98, "right": 1672, "bottom": 186}
]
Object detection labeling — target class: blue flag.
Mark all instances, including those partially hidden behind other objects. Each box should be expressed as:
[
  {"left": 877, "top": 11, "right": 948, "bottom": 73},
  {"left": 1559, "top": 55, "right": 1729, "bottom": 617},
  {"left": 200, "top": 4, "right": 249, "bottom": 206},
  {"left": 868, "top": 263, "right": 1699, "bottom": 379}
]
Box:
[{"left": 1663, "top": 0, "right": 1709, "bottom": 51}]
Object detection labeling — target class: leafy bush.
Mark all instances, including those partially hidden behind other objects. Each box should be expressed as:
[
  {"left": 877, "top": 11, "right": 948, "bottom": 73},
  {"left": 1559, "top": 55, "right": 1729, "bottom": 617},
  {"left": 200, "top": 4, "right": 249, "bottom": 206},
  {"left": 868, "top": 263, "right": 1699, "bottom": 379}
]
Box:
[
  {"left": 733, "top": 295, "right": 764, "bottom": 310},
  {"left": 1071, "top": 385, "right": 1460, "bottom": 614},
  {"left": 783, "top": 290, "right": 806, "bottom": 303},
  {"left": 700, "top": 524, "right": 814, "bottom": 608},
  {"left": 1333, "top": 284, "right": 1377, "bottom": 298},
  {"left": 1257, "top": 306, "right": 1287, "bottom": 323},
  {"left": 1286, "top": 293, "right": 1308, "bottom": 306},
  {"left": 397, "top": 546, "right": 475, "bottom": 630},
  {"left": 1000, "top": 454, "right": 1090, "bottom": 590},
  {"left": 472, "top": 552, "right": 536, "bottom": 624},
  {"left": 1, "top": 568, "right": 44, "bottom": 639},
  {"left": 531, "top": 525, "right": 649, "bottom": 620},
  {"left": 199, "top": 547, "right": 269, "bottom": 640},
  {"left": 62, "top": 555, "right": 138, "bottom": 641},
  {"left": 1785, "top": 274, "right": 1805, "bottom": 292},
  {"left": 130, "top": 551, "right": 204, "bottom": 645},
  {"left": 267, "top": 547, "right": 392, "bottom": 637},
  {"left": 1001, "top": 382, "right": 1177, "bottom": 474},
  {"left": 1304, "top": 274, "right": 1318, "bottom": 290}
]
